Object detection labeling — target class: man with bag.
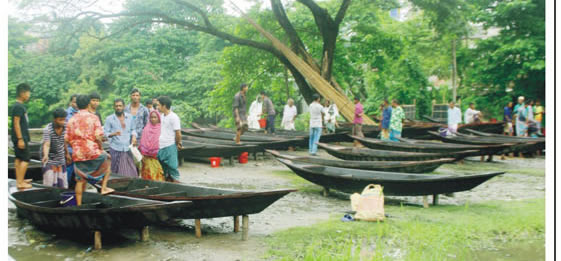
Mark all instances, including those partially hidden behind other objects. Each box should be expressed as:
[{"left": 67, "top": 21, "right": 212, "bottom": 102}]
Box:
[{"left": 104, "top": 98, "right": 138, "bottom": 177}]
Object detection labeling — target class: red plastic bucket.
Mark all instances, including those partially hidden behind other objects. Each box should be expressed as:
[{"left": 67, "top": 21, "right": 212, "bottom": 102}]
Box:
[
  {"left": 209, "top": 157, "right": 221, "bottom": 168},
  {"left": 258, "top": 118, "right": 266, "bottom": 128},
  {"left": 239, "top": 152, "right": 249, "bottom": 164}
]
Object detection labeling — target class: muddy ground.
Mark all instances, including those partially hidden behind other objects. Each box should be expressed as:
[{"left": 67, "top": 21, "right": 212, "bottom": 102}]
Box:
[{"left": 8, "top": 150, "right": 545, "bottom": 261}]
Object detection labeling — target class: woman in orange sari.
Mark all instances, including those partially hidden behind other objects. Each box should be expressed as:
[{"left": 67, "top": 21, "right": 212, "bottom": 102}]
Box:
[{"left": 138, "top": 110, "right": 165, "bottom": 181}]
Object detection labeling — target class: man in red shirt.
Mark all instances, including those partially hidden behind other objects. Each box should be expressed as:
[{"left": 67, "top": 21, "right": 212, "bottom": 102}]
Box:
[{"left": 65, "top": 95, "right": 114, "bottom": 205}]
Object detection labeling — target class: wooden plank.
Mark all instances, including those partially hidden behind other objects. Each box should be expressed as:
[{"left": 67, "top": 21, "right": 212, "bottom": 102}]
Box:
[
  {"left": 234, "top": 216, "right": 240, "bottom": 232},
  {"left": 433, "top": 194, "right": 439, "bottom": 206},
  {"left": 94, "top": 231, "right": 102, "bottom": 250},
  {"left": 423, "top": 196, "right": 429, "bottom": 208},
  {"left": 195, "top": 219, "right": 202, "bottom": 238},
  {"left": 128, "top": 187, "right": 160, "bottom": 193},
  {"left": 152, "top": 191, "right": 185, "bottom": 196},
  {"left": 242, "top": 215, "right": 249, "bottom": 241}
]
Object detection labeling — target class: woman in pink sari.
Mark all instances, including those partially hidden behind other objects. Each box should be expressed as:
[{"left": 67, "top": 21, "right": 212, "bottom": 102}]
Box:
[{"left": 139, "top": 110, "right": 165, "bottom": 181}]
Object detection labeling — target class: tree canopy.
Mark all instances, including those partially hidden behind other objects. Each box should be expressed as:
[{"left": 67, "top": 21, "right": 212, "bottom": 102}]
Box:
[{"left": 8, "top": 0, "right": 545, "bottom": 128}]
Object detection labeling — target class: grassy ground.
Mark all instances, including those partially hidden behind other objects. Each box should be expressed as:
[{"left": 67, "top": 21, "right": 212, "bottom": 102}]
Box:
[
  {"left": 264, "top": 198, "right": 544, "bottom": 260},
  {"left": 266, "top": 158, "right": 544, "bottom": 261}
]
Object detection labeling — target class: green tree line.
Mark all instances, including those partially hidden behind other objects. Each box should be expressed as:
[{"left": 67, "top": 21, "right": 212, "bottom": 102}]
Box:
[{"left": 8, "top": 0, "right": 544, "bottom": 129}]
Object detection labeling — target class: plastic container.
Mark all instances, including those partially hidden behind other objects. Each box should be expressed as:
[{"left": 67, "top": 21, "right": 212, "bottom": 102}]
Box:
[
  {"left": 239, "top": 152, "right": 249, "bottom": 164},
  {"left": 60, "top": 192, "right": 77, "bottom": 207},
  {"left": 258, "top": 118, "right": 266, "bottom": 128},
  {"left": 210, "top": 157, "right": 221, "bottom": 168}
]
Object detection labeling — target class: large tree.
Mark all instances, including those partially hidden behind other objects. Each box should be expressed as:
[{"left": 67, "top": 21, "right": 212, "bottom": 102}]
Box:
[{"left": 17, "top": 0, "right": 395, "bottom": 104}]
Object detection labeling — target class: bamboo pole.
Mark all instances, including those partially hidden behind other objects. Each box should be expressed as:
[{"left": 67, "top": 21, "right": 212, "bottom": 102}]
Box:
[{"left": 229, "top": 1, "right": 376, "bottom": 125}]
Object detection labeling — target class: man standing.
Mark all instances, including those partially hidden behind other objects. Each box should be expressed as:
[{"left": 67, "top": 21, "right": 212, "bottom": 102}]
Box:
[
  {"left": 11, "top": 83, "right": 33, "bottom": 190},
  {"left": 145, "top": 99, "right": 154, "bottom": 111},
  {"left": 308, "top": 94, "right": 324, "bottom": 156},
  {"left": 389, "top": 99, "right": 405, "bottom": 141},
  {"left": 233, "top": 84, "right": 248, "bottom": 144},
  {"left": 512, "top": 96, "right": 526, "bottom": 136},
  {"left": 88, "top": 92, "right": 103, "bottom": 125},
  {"left": 352, "top": 97, "right": 365, "bottom": 147},
  {"left": 534, "top": 100, "right": 544, "bottom": 134},
  {"left": 464, "top": 103, "right": 481, "bottom": 124},
  {"left": 104, "top": 98, "right": 138, "bottom": 177},
  {"left": 503, "top": 102, "right": 513, "bottom": 136},
  {"left": 41, "top": 108, "right": 71, "bottom": 188},
  {"left": 380, "top": 99, "right": 392, "bottom": 140},
  {"left": 66, "top": 95, "right": 113, "bottom": 205},
  {"left": 125, "top": 88, "right": 150, "bottom": 141},
  {"left": 66, "top": 94, "right": 78, "bottom": 122},
  {"left": 261, "top": 91, "right": 276, "bottom": 134},
  {"left": 323, "top": 100, "right": 338, "bottom": 134},
  {"left": 157, "top": 96, "right": 182, "bottom": 182},
  {"left": 65, "top": 94, "right": 78, "bottom": 188},
  {"left": 281, "top": 98, "right": 298, "bottom": 131},
  {"left": 152, "top": 97, "right": 160, "bottom": 111},
  {"left": 447, "top": 101, "right": 462, "bottom": 134}
]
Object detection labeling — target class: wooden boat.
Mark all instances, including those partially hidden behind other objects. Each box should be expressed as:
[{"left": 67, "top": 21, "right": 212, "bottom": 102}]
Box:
[
  {"left": 276, "top": 159, "right": 504, "bottom": 196},
  {"left": 180, "top": 140, "right": 258, "bottom": 158},
  {"left": 427, "top": 131, "right": 543, "bottom": 155},
  {"left": 8, "top": 180, "right": 192, "bottom": 231},
  {"left": 267, "top": 150, "right": 454, "bottom": 173},
  {"left": 182, "top": 128, "right": 289, "bottom": 142},
  {"left": 182, "top": 128, "right": 306, "bottom": 149},
  {"left": 463, "top": 129, "right": 545, "bottom": 143},
  {"left": 8, "top": 155, "right": 43, "bottom": 181},
  {"left": 105, "top": 177, "right": 296, "bottom": 219},
  {"left": 457, "top": 122, "right": 504, "bottom": 134},
  {"left": 317, "top": 143, "right": 475, "bottom": 161},
  {"left": 351, "top": 135, "right": 510, "bottom": 156}
]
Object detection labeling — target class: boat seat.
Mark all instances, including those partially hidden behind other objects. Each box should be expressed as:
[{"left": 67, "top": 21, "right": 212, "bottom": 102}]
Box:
[
  {"left": 151, "top": 191, "right": 187, "bottom": 196},
  {"left": 127, "top": 187, "right": 160, "bottom": 194},
  {"left": 31, "top": 199, "right": 61, "bottom": 207}
]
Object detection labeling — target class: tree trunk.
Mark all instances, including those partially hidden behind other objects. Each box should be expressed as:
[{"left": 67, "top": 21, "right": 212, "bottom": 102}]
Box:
[{"left": 451, "top": 38, "right": 457, "bottom": 102}]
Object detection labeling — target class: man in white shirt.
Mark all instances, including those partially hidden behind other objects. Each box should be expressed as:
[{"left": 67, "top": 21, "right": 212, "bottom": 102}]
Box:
[
  {"left": 464, "top": 103, "right": 481, "bottom": 124},
  {"left": 308, "top": 94, "right": 324, "bottom": 156},
  {"left": 281, "top": 98, "right": 298, "bottom": 130},
  {"left": 157, "top": 96, "right": 182, "bottom": 183},
  {"left": 447, "top": 101, "right": 462, "bottom": 134},
  {"left": 323, "top": 100, "right": 339, "bottom": 133}
]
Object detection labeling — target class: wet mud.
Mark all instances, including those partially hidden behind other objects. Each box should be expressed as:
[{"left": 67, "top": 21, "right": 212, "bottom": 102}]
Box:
[{"left": 8, "top": 150, "right": 545, "bottom": 260}]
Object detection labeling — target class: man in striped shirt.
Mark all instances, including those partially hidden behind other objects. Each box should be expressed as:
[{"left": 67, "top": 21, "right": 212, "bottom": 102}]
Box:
[{"left": 41, "top": 108, "right": 71, "bottom": 188}]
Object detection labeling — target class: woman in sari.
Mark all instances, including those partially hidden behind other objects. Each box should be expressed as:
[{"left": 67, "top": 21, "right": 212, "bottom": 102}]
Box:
[
  {"left": 248, "top": 96, "right": 263, "bottom": 129},
  {"left": 139, "top": 110, "right": 165, "bottom": 181}
]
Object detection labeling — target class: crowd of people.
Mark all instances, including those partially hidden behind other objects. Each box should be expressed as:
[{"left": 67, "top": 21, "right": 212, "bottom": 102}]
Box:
[
  {"left": 11, "top": 81, "right": 543, "bottom": 201},
  {"left": 10, "top": 83, "right": 182, "bottom": 205},
  {"left": 446, "top": 96, "right": 544, "bottom": 137},
  {"left": 232, "top": 84, "right": 407, "bottom": 155}
]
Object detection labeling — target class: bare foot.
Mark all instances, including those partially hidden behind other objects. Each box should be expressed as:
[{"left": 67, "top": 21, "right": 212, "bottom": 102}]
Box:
[
  {"left": 24, "top": 179, "right": 33, "bottom": 183},
  {"left": 100, "top": 187, "right": 115, "bottom": 195},
  {"left": 17, "top": 183, "right": 32, "bottom": 190}
]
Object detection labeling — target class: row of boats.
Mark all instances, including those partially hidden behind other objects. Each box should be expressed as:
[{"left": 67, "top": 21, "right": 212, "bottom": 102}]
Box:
[{"left": 7, "top": 120, "right": 544, "bottom": 248}]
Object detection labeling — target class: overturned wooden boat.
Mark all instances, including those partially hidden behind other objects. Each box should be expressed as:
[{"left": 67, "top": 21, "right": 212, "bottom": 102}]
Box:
[
  {"left": 351, "top": 135, "right": 510, "bottom": 155},
  {"left": 463, "top": 129, "right": 545, "bottom": 143},
  {"left": 8, "top": 180, "right": 191, "bottom": 231},
  {"left": 276, "top": 159, "right": 504, "bottom": 196},
  {"left": 180, "top": 140, "right": 258, "bottom": 159},
  {"left": 317, "top": 143, "right": 474, "bottom": 161},
  {"left": 104, "top": 177, "right": 296, "bottom": 239},
  {"left": 182, "top": 128, "right": 306, "bottom": 149},
  {"left": 267, "top": 150, "right": 454, "bottom": 173}
]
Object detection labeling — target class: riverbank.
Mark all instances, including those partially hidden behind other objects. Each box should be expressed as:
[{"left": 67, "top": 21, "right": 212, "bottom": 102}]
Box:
[{"left": 8, "top": 152, "right": 545, "bottom": 260}]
